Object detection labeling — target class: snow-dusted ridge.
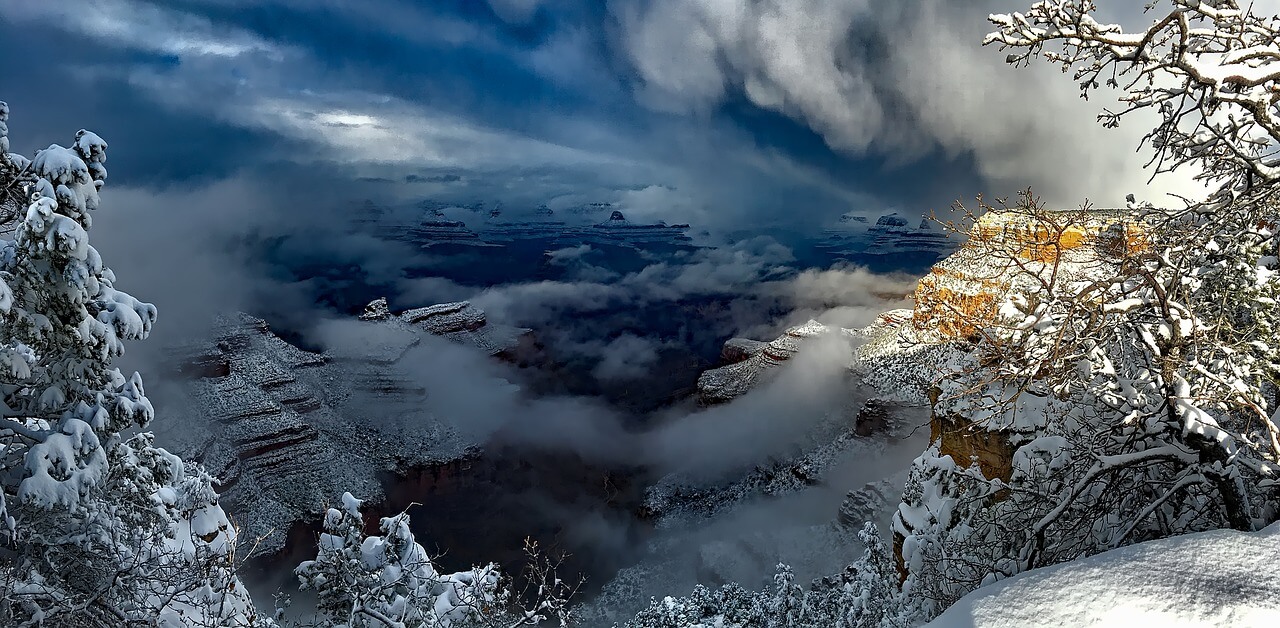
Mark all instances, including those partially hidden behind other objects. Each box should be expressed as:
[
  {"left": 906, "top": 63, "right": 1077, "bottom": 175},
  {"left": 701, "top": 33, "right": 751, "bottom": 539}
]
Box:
[
  {"left": 696, "top": 320, "right": 839, "bottom": 405},
  {"left": 697, "top": 308, "right": 955, "bottom": 408}
]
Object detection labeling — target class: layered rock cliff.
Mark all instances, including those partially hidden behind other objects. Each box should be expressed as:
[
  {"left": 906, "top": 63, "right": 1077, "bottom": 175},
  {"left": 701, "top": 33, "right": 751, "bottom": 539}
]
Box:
[
  {"left": 905, "top": 208, "right": 1146, "bottom": 479},
  {"left": 683, "top": 207, "right": 1153, "bottom": 602},
  {"left": 157, "top": 301, "right": 532, "bottom": 554}
]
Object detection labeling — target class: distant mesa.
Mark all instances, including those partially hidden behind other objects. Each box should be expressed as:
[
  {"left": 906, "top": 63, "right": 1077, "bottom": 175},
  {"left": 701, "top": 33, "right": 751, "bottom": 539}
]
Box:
[
  {"left": 350, "top": 199, "right": 696, "bottom": 251},
  {"left": 420, "top": 219, "right": 467, "bottom": 228},
  {"left": 812, "top": 210, "right": 955, "bottom": 271},
  {"left": 876, "top": 212, "right": 910, "bottom": 227},
  {"left": 588, "top": 209, "right": 692, "bottom": 246},
  {"left": 405, "top": 173, "right": 462, "bottom": 184}
]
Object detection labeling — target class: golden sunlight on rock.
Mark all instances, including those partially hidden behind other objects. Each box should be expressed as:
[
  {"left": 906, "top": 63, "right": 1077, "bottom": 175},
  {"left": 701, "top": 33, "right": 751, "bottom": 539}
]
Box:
[{"left": 911, "top": 208, "right": 1146, "bottom": 339}]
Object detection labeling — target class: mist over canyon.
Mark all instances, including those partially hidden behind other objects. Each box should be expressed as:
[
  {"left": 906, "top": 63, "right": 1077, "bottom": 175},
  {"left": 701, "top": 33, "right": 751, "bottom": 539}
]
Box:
[{"left": 95, "top": 184, "right": 950, "bottom": 618}]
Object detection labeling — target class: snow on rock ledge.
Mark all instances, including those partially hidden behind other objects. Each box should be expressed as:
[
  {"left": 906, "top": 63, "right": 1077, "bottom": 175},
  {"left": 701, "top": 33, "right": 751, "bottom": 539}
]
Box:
[
  {"left": 719, "top": 338, "right": 768, "bottom": 365},
  {"left": 696, "top": 320, "right": 835, "bottom": 405},
  {"left": 696, "top": 308, "right": 947, "bottom": 408},
  {"left": 373, "top": 298, "right": 532, "bottom": 358},
  {"left": 927, "top": 522, "right": 1280, "bottom": 628}
]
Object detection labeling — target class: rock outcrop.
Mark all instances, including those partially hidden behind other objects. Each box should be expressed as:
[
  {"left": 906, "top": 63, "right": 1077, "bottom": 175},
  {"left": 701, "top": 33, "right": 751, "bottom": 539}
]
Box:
[
  {"left": 695, "top": 307, "right": 947, "bottom": 408},
  {"left": 912, "top": 208, "right": 1145, "bottom": 339},
  {"left": 398, "top": 301, "right": 531, "bottom": 356},
  {"left": 838, "top": 477, "right": 905, "bottom": 529},
  {"left": 892, "top": 207, "right": 1148, "bottom": 583},
  {"left": 696, "top": 320, "right": 834, "bottom": 405},
  {"left": 719, "top": 338, "right": 768, "bottom": 365},
  {"left": 359, "top": 296, "right": 392, "bottom": 321}
]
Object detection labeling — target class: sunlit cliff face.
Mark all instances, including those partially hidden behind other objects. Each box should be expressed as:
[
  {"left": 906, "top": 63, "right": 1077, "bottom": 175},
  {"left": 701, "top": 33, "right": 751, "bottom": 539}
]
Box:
[{"left": 911, "top": 208, "right": 1148, "bottom": 339}]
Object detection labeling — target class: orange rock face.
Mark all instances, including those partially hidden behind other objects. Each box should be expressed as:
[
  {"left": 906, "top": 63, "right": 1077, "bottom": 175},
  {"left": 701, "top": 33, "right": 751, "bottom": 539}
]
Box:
[
  {"left": 932, "top": 413, "right": 1016, "bottom": 483},
  {"left": 911, "top": 209, "right": 1145, "bottom": 339},
  {"left": 912, "top": 267, "right": 1005, "bottom": 339}
]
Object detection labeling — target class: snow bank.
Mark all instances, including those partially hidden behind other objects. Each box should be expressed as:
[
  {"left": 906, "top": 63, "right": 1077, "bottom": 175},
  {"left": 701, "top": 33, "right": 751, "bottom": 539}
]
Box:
[{"left": 927, "top": 522, "right": 1280, "bottom": 628}]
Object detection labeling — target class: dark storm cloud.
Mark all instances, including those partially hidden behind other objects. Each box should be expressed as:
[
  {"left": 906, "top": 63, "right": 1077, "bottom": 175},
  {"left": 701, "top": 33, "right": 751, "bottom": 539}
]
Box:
[
  {"left": 0, "top": 16, "right": 303, "bottom": 186},
  {"left": 0, "top": 0, "right": 1217, "bottom": 235},
  {"left": 0, "top": 0, "right": 977, "bottom": 234},
  {"left": 607, "top": 0, "right": 1213, "bottom": 208}
]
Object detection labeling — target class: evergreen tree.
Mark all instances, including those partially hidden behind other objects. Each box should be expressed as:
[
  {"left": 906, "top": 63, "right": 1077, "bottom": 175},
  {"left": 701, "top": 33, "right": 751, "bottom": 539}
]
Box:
[
  {"left": 296, "top": 492, "right": 574, "bottom": 628},
  {"left": 0, "top": 101, "right": 270, "bottom": 627}
]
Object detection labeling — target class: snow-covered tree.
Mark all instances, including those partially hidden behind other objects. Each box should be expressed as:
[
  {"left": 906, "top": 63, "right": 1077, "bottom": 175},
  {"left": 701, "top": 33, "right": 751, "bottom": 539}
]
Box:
[
  {"left": 296, "top": 493, "right": 576, "bottom": 628},
  {"left": 0, "top": 102, "right": 33, "bottom": 231},
  {"left": 894, "top": 0, "right": 1280, "bottom": 614},
  {"left": 624, "top": 523, "right": 915, "bottom": 628},
  {"left": 0, "top": 101, "right": 271, "bottom": 626}
]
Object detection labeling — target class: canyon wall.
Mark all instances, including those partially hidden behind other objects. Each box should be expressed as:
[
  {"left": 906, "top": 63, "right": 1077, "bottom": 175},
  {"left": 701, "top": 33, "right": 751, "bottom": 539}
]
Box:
[{"left": 894, "top": 206, "right": 1146, "bottom": 581}]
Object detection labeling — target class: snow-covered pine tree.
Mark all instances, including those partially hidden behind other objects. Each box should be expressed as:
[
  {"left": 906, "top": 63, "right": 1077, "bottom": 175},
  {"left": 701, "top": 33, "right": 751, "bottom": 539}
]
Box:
[
  {"left": 0, "top": 101, "right": 271, "bottom": 626},
  {"left": 0, "top": 101, "right": 34, "bottom": 231},
  {"left": 296, "top": 492, "right": 576, "bottom": 627},
  {"left": 623, "top": 523, "right": 913, "bottom": 628}
]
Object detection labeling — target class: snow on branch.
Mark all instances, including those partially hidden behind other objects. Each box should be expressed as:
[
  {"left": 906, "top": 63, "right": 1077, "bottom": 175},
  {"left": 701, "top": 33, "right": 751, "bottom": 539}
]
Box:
[{"left": 987, "top": 0, "right": 1280, "bottom": 201}]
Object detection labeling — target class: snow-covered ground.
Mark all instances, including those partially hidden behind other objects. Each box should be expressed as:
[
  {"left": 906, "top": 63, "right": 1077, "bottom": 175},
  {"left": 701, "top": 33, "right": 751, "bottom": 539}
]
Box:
[{"left": 927, "top": 522, "right": 1280, "bottom": 628}]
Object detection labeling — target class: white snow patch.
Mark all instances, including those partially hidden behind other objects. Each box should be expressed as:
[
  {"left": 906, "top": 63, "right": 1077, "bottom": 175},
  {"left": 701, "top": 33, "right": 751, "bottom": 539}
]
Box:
[{"left": 927, "top": 522, "right": 1280, "bottom": 628}]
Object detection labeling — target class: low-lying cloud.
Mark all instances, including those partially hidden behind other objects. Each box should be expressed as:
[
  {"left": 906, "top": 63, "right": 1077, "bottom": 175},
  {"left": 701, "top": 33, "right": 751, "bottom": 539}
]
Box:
[{"left": 306, "top": 317, "right": 879, "bottom": 484}]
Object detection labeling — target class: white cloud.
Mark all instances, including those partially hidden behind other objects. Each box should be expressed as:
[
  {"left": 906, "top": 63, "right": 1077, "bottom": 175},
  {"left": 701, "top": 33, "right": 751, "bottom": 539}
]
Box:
[
  {"left": 487, "top": 0, "right": 545, "bottom": 24},
  {"left": 2, "top": 0, "right": 280, "bottom": 58},
  {"left": 610, "top": 0, "right": 1221, "bottom": 208}
]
